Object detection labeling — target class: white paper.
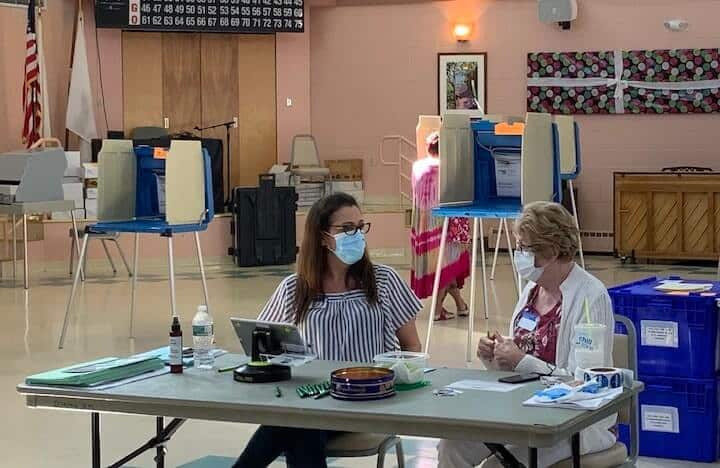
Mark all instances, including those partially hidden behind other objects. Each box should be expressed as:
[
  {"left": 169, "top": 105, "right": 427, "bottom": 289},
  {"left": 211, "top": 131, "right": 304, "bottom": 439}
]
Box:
[
  {"left": 494, "top": 152, "right": 521, "bottom": 197},
  {"left": 641, "top": 320, "right": 679, "bottom": 348},
  {"left": 523, "top": 387, "right": 623, "bottom": 411},
  {"left": 448, "top": 380, "right": 522, "bottom": 392},
  {"left": 642, "top": 405, "right": 679, "bottom": 433}
]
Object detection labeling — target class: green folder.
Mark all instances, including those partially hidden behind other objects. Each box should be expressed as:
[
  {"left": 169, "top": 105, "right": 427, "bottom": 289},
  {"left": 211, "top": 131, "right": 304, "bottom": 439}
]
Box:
[{"left": 26, "top": 357, "right": 164, "bottom": 387}]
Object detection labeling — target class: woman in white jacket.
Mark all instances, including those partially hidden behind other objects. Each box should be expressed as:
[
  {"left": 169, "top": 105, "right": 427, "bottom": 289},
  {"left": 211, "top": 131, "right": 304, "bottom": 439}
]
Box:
[{"left": 438, "top": 201, "right": 616, "bottom": 468}]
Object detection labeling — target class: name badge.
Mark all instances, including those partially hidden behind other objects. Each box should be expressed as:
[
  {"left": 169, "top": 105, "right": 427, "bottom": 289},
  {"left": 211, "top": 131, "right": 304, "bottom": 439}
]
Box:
[{"left": 517, "top": 311, "right": 538, "bottom": 332}]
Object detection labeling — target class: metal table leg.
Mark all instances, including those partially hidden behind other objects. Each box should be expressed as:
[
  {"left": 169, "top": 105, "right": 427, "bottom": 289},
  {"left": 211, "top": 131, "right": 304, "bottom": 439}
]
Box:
[
  {"left": 490, "top": 218, "right": 503, "bottom": 280},
  {"left": 59, "top": 233, "right": 89, "bottom": 349},
  {"left": 528, "top": 447, "right": 538, "bottom": 468},
  {"left": 13, "top": 213, "right": 16, "bottom": 283},
  {"left": 466, "top": 218, "right": 479, "bottom": 363},
  {"left": 156, "top": 417, "right": 165, "bottom": 468},
  {"left": 194, "top": 232, "right": 209, "bottom": 308},
  {"left": 70, "top": 209, "right": 85, "bottom": 281},
  {"left": 23, "top": 214, "right": 28, "bottom": 289},
  {"left": 478, "top": 219, "right": 490, "bottom": 324},
  {"left": 130, "top": 233, "right": 140, "bottom": 337},
  {"left": 167, "top": 234, "right": 177, "bottom": 318},
  {"left": 91, "top": 412, "right": 101, "bottom": 468},
  {"left": 424, "top": 217, "right": 449, "bottom": 353},
  {"left": 571, "top": 432, "right": 581, "bottom": 468},
  {"left": 568, "top": 180, "right": 585, "bottom": 269},
  {"left": 502, "top": 218, "right": 520, "bottom": 298}
]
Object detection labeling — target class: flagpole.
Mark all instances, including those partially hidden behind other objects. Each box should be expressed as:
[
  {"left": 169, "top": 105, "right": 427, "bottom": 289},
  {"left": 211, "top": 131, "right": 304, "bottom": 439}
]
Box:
[{"left": 64, "top": 0, "right": 82, "bottom": 148}]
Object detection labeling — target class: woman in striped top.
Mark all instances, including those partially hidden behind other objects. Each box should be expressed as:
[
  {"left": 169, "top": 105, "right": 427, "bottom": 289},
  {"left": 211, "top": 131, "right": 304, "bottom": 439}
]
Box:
[{"left": 233, "top": 193, "right": 422, "bottom": 468}]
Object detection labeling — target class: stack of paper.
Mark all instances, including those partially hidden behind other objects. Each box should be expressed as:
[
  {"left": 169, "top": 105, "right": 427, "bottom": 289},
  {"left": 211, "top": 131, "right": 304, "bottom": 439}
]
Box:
[{"left": 26, "top": 357, "right": 164, "bottom": 387}]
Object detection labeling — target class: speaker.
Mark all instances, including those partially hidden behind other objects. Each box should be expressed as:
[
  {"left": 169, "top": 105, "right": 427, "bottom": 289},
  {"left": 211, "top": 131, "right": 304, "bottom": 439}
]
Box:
[{"left": 538, "top": 0, "right": 577, "bottom": 27}]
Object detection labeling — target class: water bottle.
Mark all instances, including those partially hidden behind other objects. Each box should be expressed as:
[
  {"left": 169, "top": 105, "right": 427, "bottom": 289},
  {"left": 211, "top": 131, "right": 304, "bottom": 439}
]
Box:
[{"left": 192, "top": 305, "right": 214, "bottom": 370}]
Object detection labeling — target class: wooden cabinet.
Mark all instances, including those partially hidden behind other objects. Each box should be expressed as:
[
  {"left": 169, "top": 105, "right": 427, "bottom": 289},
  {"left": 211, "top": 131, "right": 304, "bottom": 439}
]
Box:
[
  {"left": 614, "top": 172, "right": 720, "bottom": 261},
  {"left": 121, "top": 32, "right": 277, "bottom": 197}
]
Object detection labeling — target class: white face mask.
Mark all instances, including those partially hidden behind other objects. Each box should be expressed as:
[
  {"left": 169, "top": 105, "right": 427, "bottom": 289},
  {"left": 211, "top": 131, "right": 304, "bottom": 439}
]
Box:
[{"left": 514, "top": 250, "right": 545, "bottom": 282}]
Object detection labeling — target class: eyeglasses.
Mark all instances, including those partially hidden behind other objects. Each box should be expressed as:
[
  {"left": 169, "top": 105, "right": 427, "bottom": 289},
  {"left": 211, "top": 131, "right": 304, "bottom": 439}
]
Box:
[
  {"left": 516, "top": 242, "right": 538, "bottom": 253},
  {"left": 329, "top": 222, "right": 372, "bottom": 236}
]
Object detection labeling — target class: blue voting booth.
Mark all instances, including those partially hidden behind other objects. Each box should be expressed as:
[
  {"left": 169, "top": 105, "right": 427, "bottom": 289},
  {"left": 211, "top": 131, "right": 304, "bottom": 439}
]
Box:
[
  {"left": 59, "top": 140, "right": 215, "bottom": 348},
  {"left": 425, "top": 113, "right": 564, "bottom": 362}
]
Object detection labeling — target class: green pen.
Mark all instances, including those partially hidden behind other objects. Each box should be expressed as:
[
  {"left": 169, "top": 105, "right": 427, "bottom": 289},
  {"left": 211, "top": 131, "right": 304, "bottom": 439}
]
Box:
[{"left": 217, "top": 365, "right": 241, "bottom": 373}]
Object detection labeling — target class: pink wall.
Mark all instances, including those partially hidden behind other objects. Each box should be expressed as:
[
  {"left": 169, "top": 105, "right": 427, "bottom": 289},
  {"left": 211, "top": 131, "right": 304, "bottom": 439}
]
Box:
[
  {"left": 309, "top": 0, "right": 720, "bottom": 241},
  {"left": 276, "top": 9, "right": 312, "bottom": 164}
]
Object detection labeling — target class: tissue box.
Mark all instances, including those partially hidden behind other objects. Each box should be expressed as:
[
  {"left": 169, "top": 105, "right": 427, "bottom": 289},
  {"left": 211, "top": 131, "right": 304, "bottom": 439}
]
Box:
[
  {"left": 85, "top": 199, "right": 98, "bottom": 219},
  {"left": 83, "top": 163, "right": 98, "bottom": 179},
  {"left": 62, "top": 182, "right": 84, "bottom": 209},
  {"left": 64, "top": 151, "right": 83, "bottom": 178}
]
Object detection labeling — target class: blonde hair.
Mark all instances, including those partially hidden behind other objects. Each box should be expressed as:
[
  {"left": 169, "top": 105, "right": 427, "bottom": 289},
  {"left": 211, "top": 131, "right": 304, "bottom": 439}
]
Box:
[{"left": 515, "top": 201, "right": 579, "bottom": 261}]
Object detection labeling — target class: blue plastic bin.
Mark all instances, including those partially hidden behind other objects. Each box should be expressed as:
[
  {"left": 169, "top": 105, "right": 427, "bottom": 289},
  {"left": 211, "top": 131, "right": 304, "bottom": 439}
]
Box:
[
  {"left": 609, "top": 277, "right": 720, "bottom": 378},
  {"left": 619, "top": 374, "right": 719, "bottom": 462}
]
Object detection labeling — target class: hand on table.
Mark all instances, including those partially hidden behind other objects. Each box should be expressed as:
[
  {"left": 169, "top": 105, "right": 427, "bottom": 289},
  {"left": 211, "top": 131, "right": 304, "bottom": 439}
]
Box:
[
  {"left": 493, "top": 335, "right": 525, "bottom": 371},
  {"left": 476, "top": 334, "right": 496, "bottom": 361}
]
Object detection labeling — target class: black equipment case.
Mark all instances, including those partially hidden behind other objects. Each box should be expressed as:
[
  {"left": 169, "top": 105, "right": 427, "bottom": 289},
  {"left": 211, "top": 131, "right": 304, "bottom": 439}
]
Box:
[{"left": 229, "top": 174, "right": 298, "bottom": 266}]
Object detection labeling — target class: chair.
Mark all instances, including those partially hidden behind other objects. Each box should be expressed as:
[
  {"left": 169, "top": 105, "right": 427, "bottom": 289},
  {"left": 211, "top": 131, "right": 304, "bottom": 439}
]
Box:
[
  {"left": 325, "top": 433, "right": 405, "bottom": 468},
  {"left": 131, "top": 126, "right": 168, "bottom": 140},
  {"left": 548, "top": 314, "right": 639, "bottom": 468},
  {"left": 68, "top": 227, "right": 132, "bottom": 278},
  {"left": 290, "top": 135, "right": 330, "bottom": 181},
  {"left": 58, "top": 140, "right": 214, "bottom": 348}
]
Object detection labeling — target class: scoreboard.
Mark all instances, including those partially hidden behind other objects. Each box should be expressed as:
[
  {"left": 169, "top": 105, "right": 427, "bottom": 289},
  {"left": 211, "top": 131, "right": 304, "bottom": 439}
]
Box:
[{"left": 95, "top": 0, "right": 304, "bottom": 33}]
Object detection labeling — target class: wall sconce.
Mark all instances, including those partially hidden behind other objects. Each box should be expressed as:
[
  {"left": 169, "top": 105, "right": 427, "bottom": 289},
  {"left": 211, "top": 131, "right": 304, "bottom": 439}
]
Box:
[{"left": 453, "top": 23, "right": 472, "bottom": 42}]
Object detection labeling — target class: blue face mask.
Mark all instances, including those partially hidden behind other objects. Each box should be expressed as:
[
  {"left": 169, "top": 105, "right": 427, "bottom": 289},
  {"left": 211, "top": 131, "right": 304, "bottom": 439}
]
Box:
[{"left": 329, "top": 231, "right": 366, "bottom": 265}]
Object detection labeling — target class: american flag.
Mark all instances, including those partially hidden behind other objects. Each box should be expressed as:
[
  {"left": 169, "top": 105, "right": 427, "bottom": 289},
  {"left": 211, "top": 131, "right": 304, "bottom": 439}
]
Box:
[{"left": 22, "top": 0, "right": 41, "bottom": 148}]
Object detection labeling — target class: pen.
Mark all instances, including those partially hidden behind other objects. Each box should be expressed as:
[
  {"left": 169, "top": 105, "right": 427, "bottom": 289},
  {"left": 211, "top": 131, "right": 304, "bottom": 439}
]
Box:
[
  {"left": 217, "top": 365, "right": 241, "bottom": 373},
  {"left": 275, "top": 386, "right": 283, "bottom": 398},
  {"left": 314, "top": 389, "right": 330, "bottom": 399}
]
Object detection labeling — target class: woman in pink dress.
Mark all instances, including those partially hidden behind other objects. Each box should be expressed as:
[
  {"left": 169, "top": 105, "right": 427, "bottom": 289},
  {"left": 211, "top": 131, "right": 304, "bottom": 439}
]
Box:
[{"left": 410, "top": 132, "right": 471, "bottom": 321}]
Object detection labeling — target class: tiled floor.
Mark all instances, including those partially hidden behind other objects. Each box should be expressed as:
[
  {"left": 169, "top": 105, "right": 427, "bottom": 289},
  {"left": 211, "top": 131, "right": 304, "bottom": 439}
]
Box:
[{"left": 2, "top": 254, "right": 718, "bottom": 467}]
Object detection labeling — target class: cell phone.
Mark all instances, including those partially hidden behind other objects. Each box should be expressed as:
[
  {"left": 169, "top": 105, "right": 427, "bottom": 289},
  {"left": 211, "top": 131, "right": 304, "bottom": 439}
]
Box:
[{"left": 498, "top": 373, "right": 541, "bottom": 384}]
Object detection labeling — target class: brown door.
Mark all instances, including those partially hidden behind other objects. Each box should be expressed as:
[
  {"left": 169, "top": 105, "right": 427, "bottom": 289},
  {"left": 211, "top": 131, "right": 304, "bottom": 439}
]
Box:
[{"left": 162, "top": 33, "right": 202, "bottom": 134}]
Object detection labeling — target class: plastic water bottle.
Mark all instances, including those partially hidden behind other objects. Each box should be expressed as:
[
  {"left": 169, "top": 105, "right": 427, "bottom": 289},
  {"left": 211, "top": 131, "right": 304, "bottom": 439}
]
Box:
[{"left": 192, "top": 305, "right": 214, "bottom": 370}]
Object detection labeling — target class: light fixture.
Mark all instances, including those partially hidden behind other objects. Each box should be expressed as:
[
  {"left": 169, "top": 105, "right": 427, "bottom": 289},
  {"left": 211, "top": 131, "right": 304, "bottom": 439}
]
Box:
[{"left": 453, "top": 23, "right": 472, "bottom": 42}]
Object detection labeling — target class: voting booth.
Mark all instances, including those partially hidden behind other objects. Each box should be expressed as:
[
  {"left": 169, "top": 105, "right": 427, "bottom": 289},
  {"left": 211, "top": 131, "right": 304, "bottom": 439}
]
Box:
[
  {"left": 426, "top": 112, "right": 563, "bottom": 363},
  {"left": 59, "top": 140, "right": 215, "bottom": 348}
]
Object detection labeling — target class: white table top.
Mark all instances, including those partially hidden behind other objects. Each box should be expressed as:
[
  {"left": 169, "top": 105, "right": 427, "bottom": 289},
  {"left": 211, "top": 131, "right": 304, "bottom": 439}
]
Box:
[
  {"left": 18, "top": 355, "right": 643, "bottom": 447},
  {"left": 0, "top": 200, "right": 75, "bottom": 215}
]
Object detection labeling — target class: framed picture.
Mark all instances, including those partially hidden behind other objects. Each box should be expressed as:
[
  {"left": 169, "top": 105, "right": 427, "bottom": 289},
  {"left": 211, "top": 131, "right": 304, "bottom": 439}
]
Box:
[{"left": 438, "top": 53, "right": 487, "bottom": 115}]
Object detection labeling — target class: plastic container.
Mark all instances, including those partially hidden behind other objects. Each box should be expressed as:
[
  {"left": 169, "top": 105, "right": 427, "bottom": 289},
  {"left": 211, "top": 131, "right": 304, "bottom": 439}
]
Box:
[
  {"left": 618, "top": 374, "right": 719, "bottom": 462},
  {"left": 573, "top": 323, "right": 607, "bottom": 369},
  {"left": 192, "top": 305, "right": 214, "bottom": 370},
  {"left": 373, "top": 351, "right": 428, "bottom": 385},
  {"left": 609, "top": 277, "right": 720, "bottom": 378}
]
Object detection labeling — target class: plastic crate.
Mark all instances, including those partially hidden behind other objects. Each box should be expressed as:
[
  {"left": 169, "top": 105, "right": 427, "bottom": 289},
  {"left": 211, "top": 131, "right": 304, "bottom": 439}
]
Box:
[
  {"left": 619, "top": 375, "right": 719, "bottom": 462},
  {"left": 609, "top": 277, "right": 720, "bottom": 378}
]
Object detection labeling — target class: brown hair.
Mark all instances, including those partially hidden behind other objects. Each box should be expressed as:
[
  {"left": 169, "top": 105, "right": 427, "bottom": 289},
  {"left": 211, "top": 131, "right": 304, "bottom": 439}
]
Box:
[
  {"left": 295, "top": 193, "right": 378, "bottom": 323},
  {"left": 515, "top": 201, "right": 579, "bottom": 261},
  {"left": 426, "top": 131, "right": 439, "bottom": 156}
]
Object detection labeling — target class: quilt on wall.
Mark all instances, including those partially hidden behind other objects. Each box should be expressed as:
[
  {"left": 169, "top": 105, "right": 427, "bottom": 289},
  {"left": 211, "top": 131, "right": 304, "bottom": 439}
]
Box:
[{"left": 527, "top": 49, "right": 720, "bottom": 115}]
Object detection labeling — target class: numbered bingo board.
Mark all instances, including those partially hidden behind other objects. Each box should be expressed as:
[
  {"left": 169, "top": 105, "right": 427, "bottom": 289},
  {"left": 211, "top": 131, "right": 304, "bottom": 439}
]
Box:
[{"left": 95, "top": 0, "right": 305, "bottom": 33}]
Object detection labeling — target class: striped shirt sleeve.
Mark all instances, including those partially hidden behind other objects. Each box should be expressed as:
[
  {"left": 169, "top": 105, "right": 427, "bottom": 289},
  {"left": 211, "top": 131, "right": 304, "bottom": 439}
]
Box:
[
  {"left": 257, "top": 275, "right": 297, "bottom": 324},
  {"left": 378, "top": 265, "right": 422, "bottom": 332}
]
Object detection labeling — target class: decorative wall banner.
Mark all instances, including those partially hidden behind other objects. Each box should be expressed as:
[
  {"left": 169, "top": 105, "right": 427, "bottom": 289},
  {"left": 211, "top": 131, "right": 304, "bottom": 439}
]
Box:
[{"left": 527, "top": 49, "right": 720, "bottom": 115}]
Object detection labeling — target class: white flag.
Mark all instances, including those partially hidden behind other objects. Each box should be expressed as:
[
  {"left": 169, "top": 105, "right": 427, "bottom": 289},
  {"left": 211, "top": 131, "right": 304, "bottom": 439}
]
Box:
[
  {"left": 37, "top": 8, "right": 52, "bottom": 139},
  {"left": 65, "top": 11, "right": 97, "bottom": 142}
]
